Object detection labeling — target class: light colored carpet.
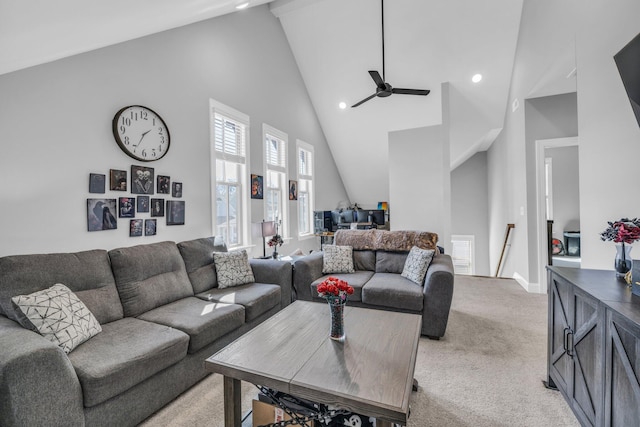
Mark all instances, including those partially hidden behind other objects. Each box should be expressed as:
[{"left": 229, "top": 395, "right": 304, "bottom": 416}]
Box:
[{"left": 140, "top": 275, "right": 579, "bottom": 426}]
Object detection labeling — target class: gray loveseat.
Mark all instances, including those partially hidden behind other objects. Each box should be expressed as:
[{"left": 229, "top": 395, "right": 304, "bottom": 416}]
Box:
[
  {"left": 0, "top": 237, "right": 291, "bottom": 427},
  {"left": 293, "top": 229, "right": 454, "bottom": 339}
]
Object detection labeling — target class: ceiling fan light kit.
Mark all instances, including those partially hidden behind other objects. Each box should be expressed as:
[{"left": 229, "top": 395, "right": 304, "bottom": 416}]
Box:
[{"left": 351, "top": 0, "right": 430, "bottom": 108}]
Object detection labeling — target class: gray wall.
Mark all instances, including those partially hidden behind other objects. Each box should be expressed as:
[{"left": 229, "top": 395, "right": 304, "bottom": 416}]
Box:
[
  {"left": 451, "top": 151, "right": 490, "bottom": 276},
  {"left": 547, "top": 146, "right": 580, "bottom": 242},
  {"left": 0, "top": 5, "right": 348, "bottom": 257}
]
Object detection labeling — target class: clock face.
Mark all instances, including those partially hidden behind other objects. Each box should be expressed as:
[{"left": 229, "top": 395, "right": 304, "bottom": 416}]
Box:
[{"left": 112, "top": 105, "right": 170, "bottom": 162}]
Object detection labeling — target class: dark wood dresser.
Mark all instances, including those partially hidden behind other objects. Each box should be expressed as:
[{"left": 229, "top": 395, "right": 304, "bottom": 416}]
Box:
[{"left": 547, "top": 266, "right": 640, "bottom": 427}]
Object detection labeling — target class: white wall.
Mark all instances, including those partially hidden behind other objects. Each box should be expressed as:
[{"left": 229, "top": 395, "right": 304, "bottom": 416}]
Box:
[
  {"left": 451, "top": 151, "right": 490, "bottom": 275},
  {"left": 547, "top": 145, "right": 580, "bottom": 241},
  {"left": 0, "top": 5, "right": 348, "bottom": 257}
]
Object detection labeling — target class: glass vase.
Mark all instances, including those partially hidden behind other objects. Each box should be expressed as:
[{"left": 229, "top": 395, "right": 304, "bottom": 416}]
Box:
[
  {"left": 614, "top": 242, "right": 633, "bottom": 278},
  {"left": 327, "top": 298, "right": 345, "bottom": 342}
]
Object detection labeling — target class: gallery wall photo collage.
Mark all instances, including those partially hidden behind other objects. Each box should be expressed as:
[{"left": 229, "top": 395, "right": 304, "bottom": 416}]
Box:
[{"left": 87, "top": 165, "right": 185, "bottom": 237}]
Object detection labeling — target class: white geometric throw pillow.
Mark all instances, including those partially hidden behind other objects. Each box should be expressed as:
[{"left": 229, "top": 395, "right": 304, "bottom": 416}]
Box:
[
  {"left": 11, "top": 284, "right": 102, "bottom": 354},
  {"left": 213, "top": 250, "right": 255, "bottom": 289},
  {"left": 322, "top": 245, "right": 355, "bottom": 274},
  {"left": 401, "top": 246, "right": 435, "bottom": 285}
]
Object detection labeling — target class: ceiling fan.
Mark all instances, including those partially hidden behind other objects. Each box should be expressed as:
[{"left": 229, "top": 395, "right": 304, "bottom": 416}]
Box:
[{"left": 351, "top": 0, "right": 430, "bottom": 108}]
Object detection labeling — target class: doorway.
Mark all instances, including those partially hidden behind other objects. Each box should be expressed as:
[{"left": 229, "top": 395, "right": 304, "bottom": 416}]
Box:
[{"left": 535, "top": 137, "right": 579, "bottom": 293}]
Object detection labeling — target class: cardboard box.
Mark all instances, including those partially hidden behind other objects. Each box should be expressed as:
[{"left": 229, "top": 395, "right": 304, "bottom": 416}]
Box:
[{"left": 252, "top": 399, "right": 316, "bottom": 426}]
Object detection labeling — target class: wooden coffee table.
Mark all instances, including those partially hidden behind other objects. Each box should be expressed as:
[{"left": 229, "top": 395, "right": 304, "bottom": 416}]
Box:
[{"left": 204, "top": 300, "right": 421, "bottom": 427}]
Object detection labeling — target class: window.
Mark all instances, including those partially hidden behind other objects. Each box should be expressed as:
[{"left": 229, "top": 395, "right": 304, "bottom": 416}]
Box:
[
  {"left": 297, "top": 141, "right": 314, "bottom": 237},
  {"left": 263, "top": 124, "right": 288, "bottom": 237},
  {"left": 210, "top": 99, "right": 250, "bottom": 249},
  {"left": 451, "top": 235, "right": 475, "bottom": 275}
]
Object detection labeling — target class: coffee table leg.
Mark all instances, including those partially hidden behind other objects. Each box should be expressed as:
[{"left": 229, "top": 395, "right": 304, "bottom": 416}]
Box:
[
  {"left": 376, "top": 419, "right": 394, "bottom": 427},
  {"left": 223, "top": 376, "right": 241, "bottom": 427}
]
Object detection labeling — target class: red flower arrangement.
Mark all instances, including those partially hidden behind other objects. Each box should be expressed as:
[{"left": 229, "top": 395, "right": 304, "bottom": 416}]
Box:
[
  {"left": 317, "top": 276, "right": 354, "bottom": 303},
  {"left": 600, "top": 218, "right": 640, "bottom": 244}
]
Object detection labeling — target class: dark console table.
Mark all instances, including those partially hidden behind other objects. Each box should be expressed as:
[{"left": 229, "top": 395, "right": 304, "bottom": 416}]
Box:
[{"left": 547, "top": 266, "right": 640, "bottom": 426}]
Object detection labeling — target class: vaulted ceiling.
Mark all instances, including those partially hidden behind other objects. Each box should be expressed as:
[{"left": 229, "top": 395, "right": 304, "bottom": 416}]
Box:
[{"left": 0, "top": 0, "right": 575, "bottom": 208}]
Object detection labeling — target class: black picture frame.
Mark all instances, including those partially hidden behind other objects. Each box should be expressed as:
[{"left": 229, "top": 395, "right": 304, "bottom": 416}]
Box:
[
  {"left": 137, "top": 196, "right": 149, "bottom": 213},
  {"left": 87, "top": 199, "right": 117, "bottom": 231},
  {"left": 119, "top": 197, "right": 135, "bottom": 218},
  {"left": 89, "top": 173, "right": 105, "bottom": 193},
  {"left": 151, "top": 198, "right": 164, "bottom": 217},
  {"left": 166, "top": 200, "right": 185, "bottom": 225},
  {"left": 157, "top": 175, "right": 170, "bottom": 194},
  {"left": 289, "top": 180, "right": 298, "bottom": 201},
  {"left": 130, "top": 219, "right": 143, "bottom": 237},
  {"left": 131, "top": 165, "right": 155, "bottom": 195},
  {"left": 110, "top": 169, "right": 127, "bottom": 191},
  {"left": 145, "top": 219, "right": 157, "bottom": 236},
  {"left": 251, "top": 174, "right": 263, "bottom": 199},
  {"left": 172, "top": 182, "right": 183, "bottom": 198}
]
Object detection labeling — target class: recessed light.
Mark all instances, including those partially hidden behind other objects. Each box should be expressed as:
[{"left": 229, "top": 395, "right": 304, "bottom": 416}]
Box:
[
  {"left": 338, "top": 102, "right": 347, "bottom": 109},
  {"left": 236, "top": 2, "right": 249, "bottom": 9},
  {"left": 472, "top": 74, "right": 482, "bottom": 83}
]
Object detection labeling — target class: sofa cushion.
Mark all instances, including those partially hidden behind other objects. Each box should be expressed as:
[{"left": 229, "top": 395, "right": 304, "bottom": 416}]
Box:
[
  {"left": 401, "top": 246, "right": 436, "bottom": 285},
  {"left": 310, "top": 271, "right": 374, "bottom": 302},
  {"left": 322, "top": 245, "right": 355, "bottom": 274},
  {"left": 137, "top": 297, "right": 245, "bottom": 353},
  {"left": 0, "top": 250, "right": 123, "bottom": 325},
  {"left": 178, "top": 236, "right": 227, "bottom": 293},
  {"left": 353, "top": 250, "right": 376, "bottom": 271},
  {"left": 67, "top": 317, "right": 189, "bottom": 408},
  {"left": 213, "top": 250, "right": 255, "bottom": 288},
  {"left": 109, "top": 241, "right": 194, "bottom": 317},
  {"left": 361, "top": 273, "right": 424, "bottom": 311},
  {"left": 375, "top": 251, "right": 409, "bottom": 274},
  {"left": 196, "top": 283, "right": 280, "bottom": 321},
  {"left": 11, "top": 284, "right": 102, "bottom": 354}
]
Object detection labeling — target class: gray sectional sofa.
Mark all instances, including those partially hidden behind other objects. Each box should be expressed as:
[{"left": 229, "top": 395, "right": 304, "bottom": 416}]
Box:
[
  {"left": 293, "top": 229, "right": 454, "bottom": 339},
  {"left": 0, "top": 237, "right": 292, "bottom": 427}
]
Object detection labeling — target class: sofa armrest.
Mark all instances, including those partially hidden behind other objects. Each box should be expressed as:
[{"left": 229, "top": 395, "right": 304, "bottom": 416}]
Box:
[
  {"left": 0, "top": 316, "right": 84, "bottom": 426},
  {"left": 421, "top": 254, "right": 455, "bottom": 338},
  {"left": 249, "top": 259, "right": 293, "bottom": 308},
  {"left": 292, "top": 251, "right": 324, "bottom": 301}
]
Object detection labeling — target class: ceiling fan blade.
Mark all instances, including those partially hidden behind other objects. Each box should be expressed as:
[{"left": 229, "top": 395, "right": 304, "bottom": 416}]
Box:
[
  {"left": 368, "top": 70, "right": 385, "bottom": 88},
  {"left": 351, "top": 93, "right": 378, "bottom": 108},
  {"left": 392, "top": 88, "right": 431, "bottom": 96}
]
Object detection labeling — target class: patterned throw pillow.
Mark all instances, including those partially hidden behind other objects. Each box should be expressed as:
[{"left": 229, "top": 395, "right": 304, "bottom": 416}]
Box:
[
  {"left": 11, "top": 284, "right": 102, "bottom": 354},
  {"left": 322, "top": 245, "right": 355, "bottom": 274},
  {"left": 213, "top": 250, "right": 255, "bottom": 289},
  {"left": 401, "top": 246, "right": 435, "bottom": 285}
]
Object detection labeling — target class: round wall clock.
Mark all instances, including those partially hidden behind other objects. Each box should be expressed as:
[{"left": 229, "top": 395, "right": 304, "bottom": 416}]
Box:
[{"left": 112, "top": 105, "right": 170, "bottom": 162}]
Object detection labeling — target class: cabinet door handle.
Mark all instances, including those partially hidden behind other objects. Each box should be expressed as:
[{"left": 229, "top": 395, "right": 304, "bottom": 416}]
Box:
[
  {"left": 563, "top": 327, "right": 570, "bottom": 352},
  {"left": 566, "top": 330, "right": 574, "bottom": 358}
]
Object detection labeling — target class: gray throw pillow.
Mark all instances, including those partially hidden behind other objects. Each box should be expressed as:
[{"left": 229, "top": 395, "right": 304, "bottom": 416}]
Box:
[
  {"left": 213, "top": 250, "right": 255, "bottom": 288},
  {"left": 401, "top": 246, "right": 435, "bottom": 285},
  {"left": 11, "top": 283, "right": 102, "bottom": 354},
  {"left": 322, "top": 245, "right": 355, "bottom": 274}
]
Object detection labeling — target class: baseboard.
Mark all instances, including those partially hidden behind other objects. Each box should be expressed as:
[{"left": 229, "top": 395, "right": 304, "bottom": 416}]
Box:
[{"left": 512, "top": 272, "right": 542, "bottom": 293}]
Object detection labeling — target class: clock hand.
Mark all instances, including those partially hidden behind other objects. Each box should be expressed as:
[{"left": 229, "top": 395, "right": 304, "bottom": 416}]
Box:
[{"left": 134, "top": 130, "right": 152, "bottom": 152}]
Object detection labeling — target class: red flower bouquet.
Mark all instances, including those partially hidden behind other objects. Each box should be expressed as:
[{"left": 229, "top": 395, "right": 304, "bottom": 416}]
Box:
[{"left": 317, "top": 276, "right": 354, "bottom": 303}]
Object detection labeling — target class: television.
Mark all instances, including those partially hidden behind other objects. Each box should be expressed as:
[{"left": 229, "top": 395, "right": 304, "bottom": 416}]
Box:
[
  {"left": 368, "top": 209, "right": 385, "bottom": 226},
  {"left": 614, "top": 32, "right": 640, "bottom": 129}
]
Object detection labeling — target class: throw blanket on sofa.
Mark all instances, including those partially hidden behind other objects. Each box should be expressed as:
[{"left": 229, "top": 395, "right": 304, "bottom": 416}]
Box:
[{"left": 334, "top": 229, "right": 438, "bottom": 252}]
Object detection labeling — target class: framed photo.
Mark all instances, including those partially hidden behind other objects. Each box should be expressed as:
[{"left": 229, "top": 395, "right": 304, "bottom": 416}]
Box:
[
  {"left": 166, "top": 200, "right": 185, "bottom": 225},
  {"left": 129, "top": 219, "right": 143, "bottom": 237},
  {"left": 172, "top": 182, "right": 183, "bottom": 198},
  {"left": 251, "top": 174, "right": 263, "bottom": 199},
  {"left": 110, "top": 169, "right": 127, "bottom": 191},
  {"left": 137, "top": 196, "right": 149, "bottom": 213},
  {"left": 131, "top": 165, "right": 154, "bottom": 195},
  {"left": 145, "top": 219, "right": 157, "bottom": 236},
  {"left": 89, "top": 173, "right": 105, "bottom": 193},
  {"left": 119, "top": 197, "right": 135, "bottom": 218},
  {"left": 157, "top": 175, "right": 170, "bottom": 194},
  {"left": 289, "top": 180, "right": 298, "bottom": 201},
  {"left": 87, "top": 199, "right": 117, "bottom": 231},
  {"left": 151, "top": 198, "right": 164, "bottom": 217}
]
